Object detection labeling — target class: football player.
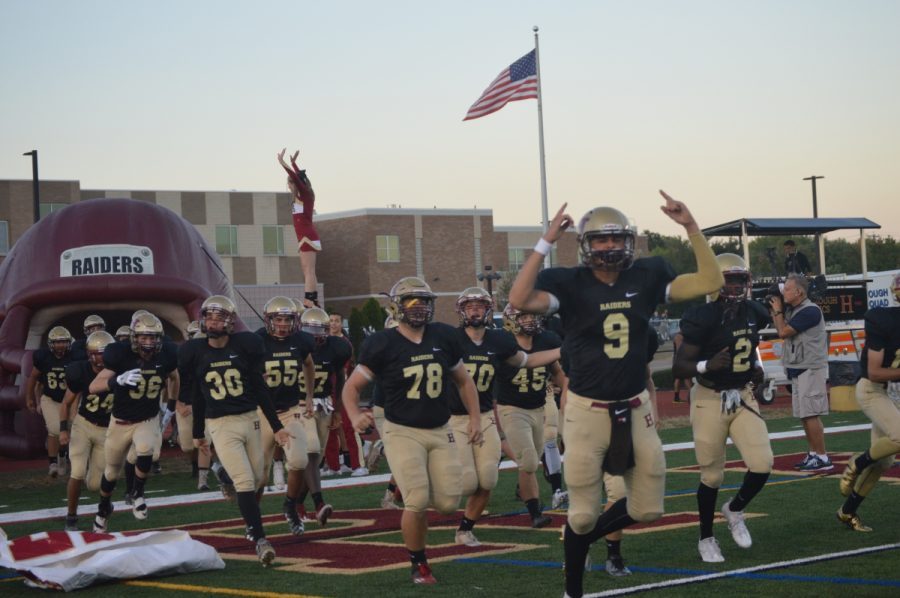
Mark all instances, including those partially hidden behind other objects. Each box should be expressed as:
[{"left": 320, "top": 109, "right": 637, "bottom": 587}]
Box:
[
  {"left": 25, "top": 326, "right": 75, "bottom": 477},
  {"left": 509, "top": 193, "right": 723, "bottom": 598},
  {"left": 88, "top": 313, "right": 178, "bottom": 530},
  {"left": 257, "top": 296, "right": 316, "bottom": 536},
  {"left": 452, "top": 288, "right": 562, "bottom": 546},
  {"left": 295, "top": 307, "right": 353, "bottom": 525},
  {"left": 837, "top": 272, "right": 900, "bottom": 531},
  {"left": 179, "top": 295, "right": 290, "bottom": 566},
  {"left": 58, "top": 330, "right": 116, "bottom": 531},
  {"left": 673, "top": 254, "right": 773, "bottom": 562},
  {"left": 70, "top": 314, "right": 106, "bottom": 360},
  {"left": 496, "top": 304, "right": 567, "bottom": 529},
  {"left": 115, "top": 326, "right": 132, "bottom": 343},
  {"left": 343, "top": 277, "right": 483, "bottom": 585}
]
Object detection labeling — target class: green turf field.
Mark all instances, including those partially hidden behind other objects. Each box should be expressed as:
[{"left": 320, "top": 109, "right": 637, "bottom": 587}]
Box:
[{"left": 2, "top": 410, "right": 899, "bottom": 597}]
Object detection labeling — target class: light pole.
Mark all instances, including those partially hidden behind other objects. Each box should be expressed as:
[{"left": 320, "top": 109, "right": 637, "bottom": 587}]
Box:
[
  {"left": 476, "top": 265, "right": 502, "bottom": 301},
  {"left": 803, "top": 175, "right": 824, "bottom": 274}
]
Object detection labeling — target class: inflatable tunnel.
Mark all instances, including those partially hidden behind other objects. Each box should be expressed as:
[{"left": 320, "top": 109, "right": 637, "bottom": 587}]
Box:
[{"left": 0, "top": 198, "right": 242, "bottom": 458}]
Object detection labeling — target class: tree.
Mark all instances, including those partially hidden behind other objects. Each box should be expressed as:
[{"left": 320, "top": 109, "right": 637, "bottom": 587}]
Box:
[
  {"left": 362, "top": 298, "right": 387, "bottom": 332},
  {"left": 348, "top": 307, "right": 366, "bottom": 351}
]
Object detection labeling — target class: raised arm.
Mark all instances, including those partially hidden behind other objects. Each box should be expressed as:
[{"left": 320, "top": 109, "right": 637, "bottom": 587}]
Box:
[
  {"left": 659, "top": 190, "right": 724, "bottom": 302},
  {"left": 508, "top": 204, "right": 574, "bottom": 313}
]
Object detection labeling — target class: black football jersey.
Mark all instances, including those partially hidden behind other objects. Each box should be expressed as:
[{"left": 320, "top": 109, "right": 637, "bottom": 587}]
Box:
[
  {"left": 371, "top": 383, "right": 385, "bottom": 408},
  {"left": 299, "top": 335, "right": 353, "bottom": 400},
  {"left": 861, "top": 306, "right": 900, "bottom": 380},
  {"left": 357, "top": 322, "right": 465, "bottom": 429},
  {"left": 447, "top": 328, "right": 519, "bottom": 415},
  {"left": 680, "top": 299, "right": 770, "bottom": 389},
  {"left": 102, "top": 340, "right": 177, "bottom": 421},
  {"left": 70, "top": 339, "right": 88, "bottom": 362},
  {"left": 496, "top": 330, "right": 562, "bottom": 410},
  {"left": 33, "top": 348, "right": 74, "bottom": 403},
  {"left": 561, "top": 327, "right": 658, "bottom": 376},
  {"left": 65, "top": 360, "right": 113, "bottom": 427},
  {"left": 257, "top": 330, "right": 316, "bottom": 410},
  {"left": 536, "top": 258, "right": 675, "bottom": 401}
]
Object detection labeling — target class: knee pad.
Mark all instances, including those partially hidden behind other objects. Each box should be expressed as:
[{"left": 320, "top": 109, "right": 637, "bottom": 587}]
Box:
[
  {"left": 86, "top": 474, "right": 101, "bottom": 493},
  {"left": 461, "top": 469, "right": 478, "bottom": 498},
  {"left": 402, "top": 486, "right": 430, "bottom": 513},
  {"left": 518, "top": 448, "right": 539, "bottom": 474},
  {"left": 699, "top": 469, "right": 724, "bottom": 490},
  {"left": 432, "top": 492, "right": 461, "bottom": 515},
  {"left": 477, "top": 464, "right": 499, "bottom": 491},
  {"left": 568, "top": 511, "right": 598, "bottom": 535},
  {"left": 135, "top": 454, "right": 154, "bottom": 474}
]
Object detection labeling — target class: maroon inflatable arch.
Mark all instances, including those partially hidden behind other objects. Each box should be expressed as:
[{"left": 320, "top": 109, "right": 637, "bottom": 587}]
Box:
[{"left": 0, "top": 198, "right": 241, "bottom": 458}]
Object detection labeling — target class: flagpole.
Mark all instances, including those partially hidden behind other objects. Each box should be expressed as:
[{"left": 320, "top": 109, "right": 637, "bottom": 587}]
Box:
[{"left": 533, "top": 26, "right": 551, "bottom": 269}]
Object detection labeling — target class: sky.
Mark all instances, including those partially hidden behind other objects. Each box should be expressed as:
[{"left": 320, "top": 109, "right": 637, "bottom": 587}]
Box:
[{"left": 3, "top": 1, "right": 900, "bottom": 243}]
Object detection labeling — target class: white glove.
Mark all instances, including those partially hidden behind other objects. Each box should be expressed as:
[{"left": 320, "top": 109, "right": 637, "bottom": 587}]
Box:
[
  {"left": 160, "top": 409, "right": 175, "bottom": 432},
  {"left": 117, "top": 368, "right": 143, "bottom": 387},
  {"left": 721, "top": 389, "right": 742, "bottom": 415},
  {"left": 313, "top": 397, "right": 335, "bottom": 415}
]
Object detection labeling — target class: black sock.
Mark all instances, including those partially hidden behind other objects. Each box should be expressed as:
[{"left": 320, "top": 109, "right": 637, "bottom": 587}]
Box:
[
  {"left": 525, "top": 498, "right": 542, "bottom": 518},
  {"left": 674, "top": 392, "right": 680, "bottom": 400},
  {"left": 283, "top": 496, "right": 297, "bottom": 510},
  {"left": 587, "top": 498, "right": 636, "bottom": 543},
  {"left": 305, "top": 291, "right": 319, "bottom": 306},
  {"left": 58, "top": 446, "right": 68, "bottom": 460},
  {"left": 606, "top": 539, "right": 621, "bottom": 558},
  {"left": 237, "top": 491, "right": 264, "bottom": 541},
  {"left": 548, "top": 472, "right": 563, "bottom": 493},
  {"left": 124, "top": 462, "right": 136, "bottom": 494},
  {"left": 697, "top": 483, "right": 718, "bottom": 539},
  {"left": 564, "top": 524, "right": 591, "bottom": 598},
  {"left": 342, "top": 451, "right": 351, "bottom": 468},
  {"left": 133, "top": 475, "right": 147, "bottom": 498},
  {"left": 459, "top": 517, "right": 476, "bottom": 532},
  {"left": 842, "top": 491, "right": 865, "bottom": 515},
  {"left": 387, "top": 482, "right": 397, "bottom": 493},
  {"left": 409, "top": 549, "right": 427, "bottom": 566},
  {"left": 854, "top": 450, "right": 875, "bottom": 472},
  {"left": 312, "top": 492, "right": 324, "bottom": 509},
  {"left": 729, "top": 471, "right": 770, "bottom": 511}
]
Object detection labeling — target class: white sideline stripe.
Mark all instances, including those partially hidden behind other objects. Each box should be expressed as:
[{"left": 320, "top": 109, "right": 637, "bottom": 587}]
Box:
[
  {"left": 586, "top": 542, "right": 900, "bottom": 597},
  {"left": 0, "top": 423, "right": 872, "bottom": 525}
]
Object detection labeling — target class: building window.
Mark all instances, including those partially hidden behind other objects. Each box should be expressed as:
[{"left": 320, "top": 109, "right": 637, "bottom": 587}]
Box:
[
  {"left": 39, "top": 203, "right": 67, "bottom": 218},
  {"left": 0, "top": 221, "right": 8, "bottom": 254},
  {"left": 216, "top": 225, "right": 238, "bottom": 256},
  {"left": 508, "top": 247, "right": 527, "bottom": 270},
  {"left": 262, "top": 226, "right": 284, "bottom": 256},
  {"left": 376, "top": 235, "right": 400, "bottom": 263}
]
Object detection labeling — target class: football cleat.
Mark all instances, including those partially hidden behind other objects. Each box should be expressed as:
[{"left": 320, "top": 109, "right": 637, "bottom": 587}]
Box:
[
  {"left": 132, "top": 496, "right": 149, "bottom": 520},
  {"left": 366, "top": 439, "right": 384, "bottom": 472},
  {"left": 64, "top": 515, "right": 79, "bottom": 532},
  {"left": 839, "top": 455, "right": 861, "bottom": 497},
  {"left": 152, "top": 461, "right": 162, "bottom": 475},
  {"left": 721, "top": 500, "right": 752, "bottom": 548},
  {"left": 381, "top": 489, "right": 403, "bottom": 510},
  {"left": 552, "top": 489, "right": 569, "bottom": 510},
  {"left": 605, "top": 555, "right": 632, "bottom": 577},
  {"left": 272, "top": 461, "right": 286, "bottom": 491},
  {"left": 837, "top": 508, "right": 872, "bottom": 532},
  {"left": 93, "top": 503, "right": 113, "bottom": 533},
  {"left": 698, "top": 537, "right": 724, "bottom": 562},
  {"left": 455, "top": 530, "right": 482, "bottom": 547},
  {"left": 49, "top": 462, "right": 59, "bottom": 478},
  {"left": 256, "top": 538, "right": 276, "bottom": 567},
  {"left": 57, "top": 459, "right": 68, "bottom": 477},
  {"left": 316, "top": 503, "right": 333, "bottom": 526},
  {"left": 411, "top": 562, "right": 437, "bottom": 584},
  {"left": 531, "top": 514, "right": 553, "bottom": 529},
  {"left": 283, "top": 499, "right": 305, "bottom": 536}
]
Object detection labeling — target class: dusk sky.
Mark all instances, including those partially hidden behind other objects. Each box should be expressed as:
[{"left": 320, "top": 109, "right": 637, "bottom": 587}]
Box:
[{"left": 3, "top": 1, "right": 899, "bottom": 242}]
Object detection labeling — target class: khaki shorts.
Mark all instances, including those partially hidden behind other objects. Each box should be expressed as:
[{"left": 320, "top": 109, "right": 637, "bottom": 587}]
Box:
[
  {"left": 104, "top": 416, "right": 159, "bottom": 481},
  {"left": 260, "top": 406, "right": 308, "bottom": 473},
  {"left": 300, "top": 401, "right": 331, "bottom": 454},
  {"left": 857, "top": 378, "right": 900, "bottom": 455},
  {"left": 208, "top": 411, "right": 265, "bottom": 493},
  {"left": 382, "top": 420, "right": 461, "bottom": 513},
  {"left": 69, "top": 414, "right": 107, "bottom": 491},
  {"left": 450, "top": 412, "right": 502, "bottom": 496},
  {"left": 790, "top": 367, "right": 829, "bottom": 418},
  {"left": 40, "top": 395, "right": 62, "bottom": 437},
  {"left": 175, "top": 408, "right": 195, "bottom": 453},
  {"left": 690, "top": 384, "right": 773, "bottom": 489},
  {"left": 498, "top": 404, "right": 544, "bottom": 474}
]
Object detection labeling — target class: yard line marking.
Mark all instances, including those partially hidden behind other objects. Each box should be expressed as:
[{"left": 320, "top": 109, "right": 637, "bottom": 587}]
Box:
[{"left": 125, "top": 580, "right": 324, "bottom": 597}]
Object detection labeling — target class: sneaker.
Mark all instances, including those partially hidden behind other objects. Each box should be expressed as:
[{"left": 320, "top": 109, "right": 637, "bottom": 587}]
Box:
[
  {"left": 793, "top": 453, "right": 813, "bottom": 470},
  {"left": 698, "top": 537, "right": 724, "bottom": 562},
  {"left": 256, "top": 538, "right": 276, "bottom": 567},
  {"left": 152, "top": 461, "right": 162, "bottom": 475},
  {"left": 64, "top": 515, "right": 79, "bottom": 532},
  {"left": 837, "top": 508, "right": 872, "bottom": 532},
  {"left": 124, "top": 492, "right": 134, "bottom": 506},
  {"left": 272, "top": 461, "right": 286, "bottom": 491},
  {"left": 316, "top": 503, "right": 333, "bottom": 526},
  {"left": 320, "top": 468, "right": 338, "bottom": 477},
  {"left": 840, "top": 454, "right": 861, "bottom": 496},
  {"left": 366, "top": 439, "right": 384, "bottom": 472},
  {"left": 799, "top": 454, "right": 834, "bottom": 473},
  {"left": 381, "top": 489, "right": 403, "bottom": 510},
  {"left": 605, "top": 555, "right": 632, "bottom": 577},
  {"left": 531, "top": 514, "right": 553, "bottom": 529},
  {"left": 283, "top": 500, "right": 305, "bottom": 536},
  {"left": 198, "top": 482, "right": 210, "bottom": 491},
  {"left": 132, "top": 496, "right": 149, "bottom": 520},
  {"left": 339, "top": 464, "right": 352, "bottom": 475},
  {"left": 721, "top": 500, "right": 752, "bottom": 548},
  {"left": 351, "top": 467, "right": 369, "bottom": 477},
  {"left": 552, "top": 489, "right": 569, "bottom": 509},
  {"left": 49, "top": 462, "right": 59, "bottom": 478},
  {"left": 93, "top": 503, "right": 113, "bottom": 533},
  {"left": 455, "top": 529, "right": 481, "bottom": 547},
  {"left": 411, "top": 562, "right": 437, "bottom": 584}
]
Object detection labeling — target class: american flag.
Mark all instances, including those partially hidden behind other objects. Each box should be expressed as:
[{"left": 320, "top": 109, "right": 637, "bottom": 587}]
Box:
[{"left": 464, "top": 50, "right": 538, "bottom": 121}]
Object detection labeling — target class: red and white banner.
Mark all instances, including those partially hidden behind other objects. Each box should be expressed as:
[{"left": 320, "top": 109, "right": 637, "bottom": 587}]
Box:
[{"left": 0, "top": 529, "right": 224, "bottom": 591}]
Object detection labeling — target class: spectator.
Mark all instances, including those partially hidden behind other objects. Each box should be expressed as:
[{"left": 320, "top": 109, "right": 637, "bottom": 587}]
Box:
[{"left": 783, "top": 240, "right": 811, "bottom": 275}]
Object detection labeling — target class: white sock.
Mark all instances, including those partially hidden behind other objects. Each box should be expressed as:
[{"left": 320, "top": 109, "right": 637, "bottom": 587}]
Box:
[{"left": 544, "top": 441, "right": 561, "bottom": 476}]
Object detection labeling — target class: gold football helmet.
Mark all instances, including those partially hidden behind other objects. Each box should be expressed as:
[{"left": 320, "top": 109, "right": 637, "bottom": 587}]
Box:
[
  {"left": 577, "top": 207, "right": 636, "bottom": 271},
  {"left": 130, "top": 309, "right": 150, "bottom": 328},
  {"left": 300, "top": 307, "right": 330, "bottom": 343},
  {"left": 200, "top": 295, "right": 237, "bottom": 338},
  {"left": 502, "top": 304, "right": 542, "bottom": 336},
  {"left": 185, "top": 320, "right": 203, "bottom": 340},
  {"left": 717, "top": 253, "right": 752, "bottom": 302},
  {"left": 83, "top": 314, "right": 106, "bottom": 336},
  {"left": 264, "top": 296, "right": 299, "bottom": 338},
  {"left": 456, "top": 287, "right": 493, "bottom": 328},
  {"left": 131, "top": 312, "right": 164, "bottom": 357},
  {"left": 86, "top": 330, "right": 115, "bottom": 369},
  {"left": 47, "top": 326, "right": 73, "bottom": 357},
  {"left": 115, "top": 325, "right": 132, "bottom": 342},
  {"left": 384, "top": 315, "right": 399, "bottom": 329},
  {"left": 388, "top": 277, "right": 435, "bottom": 328}
]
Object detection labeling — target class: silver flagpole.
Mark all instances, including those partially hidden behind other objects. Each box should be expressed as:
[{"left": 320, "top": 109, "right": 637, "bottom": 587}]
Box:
[{"left": 533, "top": 26, "right": 551, "bottom": 269}]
